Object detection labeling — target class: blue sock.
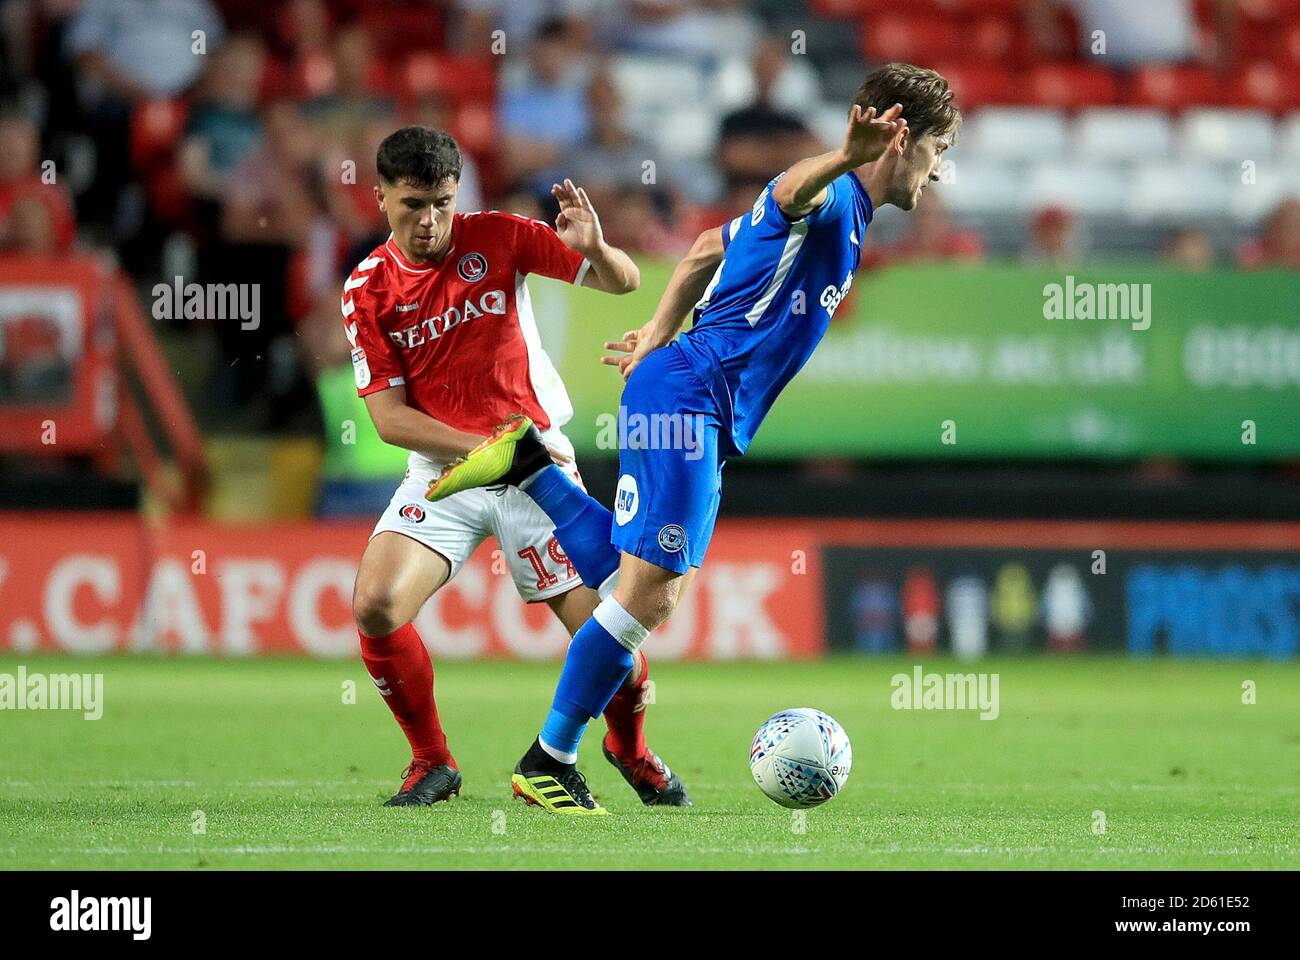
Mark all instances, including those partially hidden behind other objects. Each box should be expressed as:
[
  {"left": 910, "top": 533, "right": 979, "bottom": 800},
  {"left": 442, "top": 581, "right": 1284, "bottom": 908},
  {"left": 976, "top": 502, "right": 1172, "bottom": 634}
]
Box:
[
  {"left": 540, "top": 603, "right": 641, "bottom": 759},
  {"left": 523, "top": 465, "right": 620, "bottom": 589}
]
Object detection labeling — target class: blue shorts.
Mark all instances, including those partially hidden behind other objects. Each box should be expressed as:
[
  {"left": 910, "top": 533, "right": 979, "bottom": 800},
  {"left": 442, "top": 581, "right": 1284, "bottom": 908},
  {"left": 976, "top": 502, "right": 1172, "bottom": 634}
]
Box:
[{"left": 609, "top": 343, "right": 726, "bottom": 575}]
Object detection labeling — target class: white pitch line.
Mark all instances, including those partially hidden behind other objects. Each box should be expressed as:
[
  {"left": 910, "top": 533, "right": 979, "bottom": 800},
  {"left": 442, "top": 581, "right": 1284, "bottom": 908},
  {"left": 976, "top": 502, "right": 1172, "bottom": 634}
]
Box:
[
  {"left": 25, "top": 845, "right": 831, "bottom": 857},
  {"left": 1, "top": 779, "right": 374, "bottom": 789},
  {"left": 5, "top": 779, "right": 1298, "bottom": 794},
  {"left": 6, "top": 843, "right": 1293, "bottom": 859}
]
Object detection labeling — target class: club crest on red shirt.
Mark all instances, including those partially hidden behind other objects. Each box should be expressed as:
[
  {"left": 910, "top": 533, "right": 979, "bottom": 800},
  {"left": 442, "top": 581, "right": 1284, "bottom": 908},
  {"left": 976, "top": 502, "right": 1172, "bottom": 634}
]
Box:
[{"left": 457, "top": 252, "right": 488, "bottom": 282}]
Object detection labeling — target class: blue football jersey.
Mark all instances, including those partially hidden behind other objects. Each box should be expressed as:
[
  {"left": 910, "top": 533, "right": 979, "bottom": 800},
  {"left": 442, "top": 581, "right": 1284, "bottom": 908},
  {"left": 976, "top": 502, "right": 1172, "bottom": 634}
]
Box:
[{"left": 675, "top": 170, "right": 874, "bottom": 455}]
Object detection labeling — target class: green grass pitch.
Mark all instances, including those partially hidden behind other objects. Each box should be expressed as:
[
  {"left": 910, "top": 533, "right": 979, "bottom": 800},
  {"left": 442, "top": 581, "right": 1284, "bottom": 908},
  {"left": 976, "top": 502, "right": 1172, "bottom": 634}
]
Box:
[{"left": 1, "top": 654, "right": 1296, "bottom": 870}]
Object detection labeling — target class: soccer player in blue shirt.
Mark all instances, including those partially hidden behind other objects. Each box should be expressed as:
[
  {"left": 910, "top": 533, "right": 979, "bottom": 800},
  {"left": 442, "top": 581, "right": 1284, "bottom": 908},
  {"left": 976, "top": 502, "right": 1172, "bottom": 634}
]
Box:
[{"left": 427, "top": 64, "right": 960, "bottom": 812}]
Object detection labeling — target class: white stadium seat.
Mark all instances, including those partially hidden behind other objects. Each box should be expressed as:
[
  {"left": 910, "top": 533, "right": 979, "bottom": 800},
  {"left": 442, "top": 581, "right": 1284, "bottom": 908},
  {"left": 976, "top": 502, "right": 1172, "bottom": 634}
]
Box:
[
  {"left": 936, "top": 158, "right": 1028, "bottom": 215},
  {"left": 811, "top": 103, "right": 852, "bottom": 150},
  {"left": 609, "top": 54, "right": 707, "bottom": 119},
  {"left": 1176, "top": 109, "right": 1275, "bottom": 164},
  {"left": 1127, "top": 162, "right": 1234, "bottom": 221},
  {"left": 1072, "top": 108, "right": 1173, "bottom": 162},
  {"left": 646, "top": 104, "right": 720, "bottom": 160},
  {"left": 1229, "top": 162, "right": 1296, "bottom": 224},
  {"left": 709, "top": 54, "right": 823, "bottom": 118},
  {"left": 958, "top": 108, "right": 1069, "bottom": 163},
  {"left": 1025, "top": 162, "right": 1130, "bottom": 217}
]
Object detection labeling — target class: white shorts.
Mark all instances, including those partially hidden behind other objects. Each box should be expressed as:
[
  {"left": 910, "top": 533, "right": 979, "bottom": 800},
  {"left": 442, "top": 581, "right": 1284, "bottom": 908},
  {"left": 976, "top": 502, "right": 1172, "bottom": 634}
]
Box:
[{"left": 370, "top": 446, "right": 583, "bottom": 603}]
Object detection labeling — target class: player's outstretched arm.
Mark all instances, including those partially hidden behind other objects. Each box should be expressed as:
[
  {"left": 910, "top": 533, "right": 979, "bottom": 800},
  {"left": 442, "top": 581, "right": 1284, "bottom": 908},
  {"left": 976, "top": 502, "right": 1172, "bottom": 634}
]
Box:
[
  {"left": 362, "top": 387, "right": 575, "bottom": 468},
  {"left": 363, "top": 386, "right": 486, "bottom": 461},
  {"left": 551, "top": 178, "right": 640, "bottom": 294},
  {"left": 773, "top": 103, "right": 907, "bottom": 220},
  {"left": 603, "top": 225, "right": 725, "bottom": 380}
]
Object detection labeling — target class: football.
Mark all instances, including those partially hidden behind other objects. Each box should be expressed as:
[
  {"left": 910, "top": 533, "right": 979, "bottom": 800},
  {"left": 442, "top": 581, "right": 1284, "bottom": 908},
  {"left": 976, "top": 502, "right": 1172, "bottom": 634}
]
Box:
[{"left": 749, "top": 708, "right": 852, "bottom": 809}]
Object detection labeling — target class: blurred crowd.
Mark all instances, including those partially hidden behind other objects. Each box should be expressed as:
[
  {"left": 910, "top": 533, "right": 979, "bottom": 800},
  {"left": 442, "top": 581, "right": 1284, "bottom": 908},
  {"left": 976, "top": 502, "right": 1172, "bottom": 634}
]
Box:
[{"left": 0, "top": 0, "right": 1296, "bottom": 434}]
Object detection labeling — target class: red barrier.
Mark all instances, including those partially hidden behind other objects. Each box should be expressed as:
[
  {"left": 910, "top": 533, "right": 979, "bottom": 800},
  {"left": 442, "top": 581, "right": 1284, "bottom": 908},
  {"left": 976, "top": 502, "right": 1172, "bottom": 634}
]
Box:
[
  {"left": 0, "top": 515, "right": 824, "bottom": 660},
  {"left": 7, "top": 514, "right": 1294, "bottom": 660}
]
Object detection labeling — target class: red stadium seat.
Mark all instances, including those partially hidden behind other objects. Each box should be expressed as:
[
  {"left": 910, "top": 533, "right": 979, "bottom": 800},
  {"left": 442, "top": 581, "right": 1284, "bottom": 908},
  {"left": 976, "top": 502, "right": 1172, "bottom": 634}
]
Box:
[
  {"left": 365, "top": 60, "right": 399, "bottom": 98},
  {"left": 928, "top": 62, "right": 1019, "bottom": 109},
  {"left": 401, "top": 52, "right": 495, "bottom": 105},
  {"left": 1222, "top": 0, "right": 1300, "bottom": 61},
  {"left": 1235, "top": 21, "right": 1283, "bottom": 60},
  {"left": 809, "top": 0, "right": 876, "bottom": 16},
  {"left": 863, "top": 14, "right": 965, "bottom": 64},
  {"left": 1286, "top": 23, "right": 1300, "bottom": 64},
  {"left": 1232, "top": 61, "right": 1300, "bottom": 110},
  {"left": 128, "top": 99, "right": 196, "bottom": 229},
  {"left": 1128, "top": 65, "right": 1223, "bottom": 110},
  {"left": 256, "top": 57, "right": 291, "bottom": 99},
  {"left": 360, "top": 3, "right": 446, "bottom": 58},
  {"left": 1027, "top": 63, "right": 1119, "bottom": 108},
  {"left": 850, "top": 0, "right": 1022, "bottom": 11},
  {"left": 401, "top": 52, "right": 440, "bottom": 98},
  {"left": 971, "top": 13, "right": 1022, "bottom": 61},
  {"left": 948, "top": 0, "right": 1024, "bottom": 11},
  {"left": 1233, "top": 0, "right": 1300, "bottom": 22},
  {"left": 295, "top": 51, "right": 337, "bottom": 99},
  {"left": 147, "top": 163, "right": 191, "bottom": 227},
  {"left": 451, "top": 102, "right": 497, "bottom": 156},
  {"left": 130, "top": 99, "right": 188, "bottom": 174},
  {"left": 1190, "top": 0, "right": 1216, "bottom": 28},
  {"left": 257, "top": 51, "right": 391, "bottom": 101}
]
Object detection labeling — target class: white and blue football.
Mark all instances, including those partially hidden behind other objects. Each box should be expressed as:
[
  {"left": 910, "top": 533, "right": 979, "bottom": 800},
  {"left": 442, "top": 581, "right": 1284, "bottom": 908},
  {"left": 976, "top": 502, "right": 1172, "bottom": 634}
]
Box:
[{"left": 749, "top": 708, "right": 852, "bottom": 809}]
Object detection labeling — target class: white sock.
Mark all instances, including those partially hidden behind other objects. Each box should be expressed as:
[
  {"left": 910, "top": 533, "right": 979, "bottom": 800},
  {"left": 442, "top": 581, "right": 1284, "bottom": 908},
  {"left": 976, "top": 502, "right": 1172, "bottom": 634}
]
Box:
[
  {"left": 518, "top": 466, "right": 548, "bottom": 490},
  {"left": 538, "top": 737, "right": 577, "bottom": 765},
  {"left": 593, "top": 595, "right": 651, "bottom": 652},
  {"left": 596, "top": 570, "right": 619, "bottom": 600}
]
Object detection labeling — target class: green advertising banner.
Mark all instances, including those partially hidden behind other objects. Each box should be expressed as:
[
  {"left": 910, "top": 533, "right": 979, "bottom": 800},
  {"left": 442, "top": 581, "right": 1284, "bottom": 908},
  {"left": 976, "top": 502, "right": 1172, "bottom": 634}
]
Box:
[{"left": 533, "top": 263, "right": 1298, "bottom": 460}]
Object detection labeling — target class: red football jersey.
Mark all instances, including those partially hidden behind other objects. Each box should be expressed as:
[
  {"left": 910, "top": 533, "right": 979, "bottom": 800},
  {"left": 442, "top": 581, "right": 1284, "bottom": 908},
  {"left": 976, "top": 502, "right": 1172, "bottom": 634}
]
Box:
[{"left": 341, "top": 211, "right": 589, "bottom": 457}]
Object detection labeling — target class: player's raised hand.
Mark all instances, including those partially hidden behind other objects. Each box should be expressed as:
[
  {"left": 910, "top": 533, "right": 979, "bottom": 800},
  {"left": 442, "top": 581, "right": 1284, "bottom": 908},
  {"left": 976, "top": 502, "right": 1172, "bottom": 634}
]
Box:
[
  {"left": 842, "top": 102, "right": 907, "bottom": 167},
  {"left": 552, "top": 178, "right": 604, "bottom": 255}
]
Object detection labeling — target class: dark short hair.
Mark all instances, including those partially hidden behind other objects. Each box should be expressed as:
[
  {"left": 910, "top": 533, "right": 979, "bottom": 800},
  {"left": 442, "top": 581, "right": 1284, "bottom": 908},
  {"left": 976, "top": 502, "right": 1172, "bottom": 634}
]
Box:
[
  {"left": 852, "top": 63, "right": 961, "bottom": 141},
  {"left": 376, "top": 126, "right": 462, "bottom": 188}
]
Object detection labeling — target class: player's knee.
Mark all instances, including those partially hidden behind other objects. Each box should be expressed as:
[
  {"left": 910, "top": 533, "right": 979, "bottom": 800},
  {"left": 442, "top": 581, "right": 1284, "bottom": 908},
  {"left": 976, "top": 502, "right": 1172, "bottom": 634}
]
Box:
[
  {"left": 352, "top": 583, "right": 406, "bottom": 637},
  {"left": 649, "top": 584, "right": 682, "bottom": 629},
  {"left": 620, "top": 580, "right": 680, "bottom": 632}
]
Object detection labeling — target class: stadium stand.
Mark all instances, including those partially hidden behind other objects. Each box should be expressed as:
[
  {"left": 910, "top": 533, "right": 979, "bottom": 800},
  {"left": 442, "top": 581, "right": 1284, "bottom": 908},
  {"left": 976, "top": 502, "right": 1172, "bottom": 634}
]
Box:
[{"left": 0, "top": 0, "right": 1296, "bottom": 518}]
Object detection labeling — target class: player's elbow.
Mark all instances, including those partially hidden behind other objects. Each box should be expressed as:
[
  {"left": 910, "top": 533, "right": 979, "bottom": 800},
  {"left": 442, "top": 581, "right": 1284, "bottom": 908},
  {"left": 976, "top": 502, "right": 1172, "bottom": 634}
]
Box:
[
  {"left": 367, "top": 408, "right": 397, "bottom": 445},
  {"left": 689, "top": 228, "right": 724, "bottom": 272},
  {"left": 771, "top": 181, "right": 811, "bottom": 220},
  {"left": 621, "top": 262, "right": 641, "bottom": 293},
  {"left": 772, "top": 178, "right": 808, "bottom": 216}
]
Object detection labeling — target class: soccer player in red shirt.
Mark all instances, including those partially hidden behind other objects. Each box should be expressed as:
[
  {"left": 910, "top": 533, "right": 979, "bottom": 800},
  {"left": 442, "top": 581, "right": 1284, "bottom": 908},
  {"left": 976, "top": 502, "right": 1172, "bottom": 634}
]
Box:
[{"left": 345, "top": 126, "right": 690, "bottom": 809}]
